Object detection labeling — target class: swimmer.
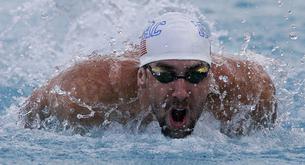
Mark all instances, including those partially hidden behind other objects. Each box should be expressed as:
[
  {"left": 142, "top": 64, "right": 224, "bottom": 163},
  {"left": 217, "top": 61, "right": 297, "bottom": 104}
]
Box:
[{"left": 19, "top": 12, "right": 277, "bottom": 138}]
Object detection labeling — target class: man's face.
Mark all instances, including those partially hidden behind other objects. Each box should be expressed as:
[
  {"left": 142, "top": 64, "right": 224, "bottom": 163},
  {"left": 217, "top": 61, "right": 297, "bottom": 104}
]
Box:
[{"left": 138, "top": 60, "right": 211, "bottom": 138}]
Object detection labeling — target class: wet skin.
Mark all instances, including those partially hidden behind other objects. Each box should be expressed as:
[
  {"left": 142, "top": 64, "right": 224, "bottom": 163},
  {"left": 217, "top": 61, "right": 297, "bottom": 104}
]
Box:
[{"left": 20, "top": 51, "right": 277, "bottom": 138}]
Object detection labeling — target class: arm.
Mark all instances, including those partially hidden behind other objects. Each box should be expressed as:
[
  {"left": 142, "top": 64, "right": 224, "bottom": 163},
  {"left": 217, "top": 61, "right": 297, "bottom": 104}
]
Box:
[
  {"left": 208, "top": 55, "right": 277, "bottom": 136},
  {"left": 19, "top": 87, "right": 48, "bottom": 128}
]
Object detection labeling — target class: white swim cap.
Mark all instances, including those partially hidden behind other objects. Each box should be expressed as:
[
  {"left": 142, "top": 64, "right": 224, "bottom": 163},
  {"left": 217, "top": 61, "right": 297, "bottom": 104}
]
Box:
[{"left": 139, "top": 12, "right": 212, "bottom": 67}]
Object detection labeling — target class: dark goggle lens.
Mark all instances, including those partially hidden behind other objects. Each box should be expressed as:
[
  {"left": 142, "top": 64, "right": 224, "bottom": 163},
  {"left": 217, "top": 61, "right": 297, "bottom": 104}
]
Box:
[
  {"left": 186, "top": 71, "right": 208, "bottom": 84},
  {"left": 152, "top": 71, "right": 175, "bottom": 83}
]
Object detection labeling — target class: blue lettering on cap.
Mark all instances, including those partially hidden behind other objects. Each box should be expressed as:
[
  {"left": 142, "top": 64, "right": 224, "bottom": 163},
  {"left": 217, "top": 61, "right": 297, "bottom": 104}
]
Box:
[
  {"left": 142, "top": 21, "right": 166, "bottom": 39},
  {"left": 191, "top": 21, "right": 210, "bottom": 38}
]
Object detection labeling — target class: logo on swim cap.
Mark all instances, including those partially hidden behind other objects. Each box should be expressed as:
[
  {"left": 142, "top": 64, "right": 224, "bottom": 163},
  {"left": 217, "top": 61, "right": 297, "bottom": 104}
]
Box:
[
  {"left": 142, "top": 21, "right": 167, "bottom": 39},
  {"left": 191, "top": 21, "right": 210, "bottom": 38}
]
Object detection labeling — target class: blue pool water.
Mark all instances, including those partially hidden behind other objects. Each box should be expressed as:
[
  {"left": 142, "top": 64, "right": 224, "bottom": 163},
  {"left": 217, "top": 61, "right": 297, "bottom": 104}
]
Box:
[{"left": 0, "top": 0, "right": 305, "bottom": 164}]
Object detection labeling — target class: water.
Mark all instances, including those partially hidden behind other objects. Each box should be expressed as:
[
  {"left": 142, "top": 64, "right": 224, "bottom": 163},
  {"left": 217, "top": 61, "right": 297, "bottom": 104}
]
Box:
[{"left": 0, "top": 0, "right": 305, "bottom": 164}]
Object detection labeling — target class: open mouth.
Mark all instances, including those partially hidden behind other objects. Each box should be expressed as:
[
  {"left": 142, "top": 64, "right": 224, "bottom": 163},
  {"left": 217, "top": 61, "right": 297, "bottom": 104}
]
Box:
[{"left": 168, "top": 108, "right": 188, "bottom": 129}]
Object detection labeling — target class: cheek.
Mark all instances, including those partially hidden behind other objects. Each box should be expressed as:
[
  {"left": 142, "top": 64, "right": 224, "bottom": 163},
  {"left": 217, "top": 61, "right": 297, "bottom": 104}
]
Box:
[
  {"left": 148, "top": 83, "right": 170, "bottom": 101},
  {"left": 189, "top": 84, "right": 209, "bottom": 105},
  {"left": 146, "top": 84, "right": 170, "bottom": 117}
]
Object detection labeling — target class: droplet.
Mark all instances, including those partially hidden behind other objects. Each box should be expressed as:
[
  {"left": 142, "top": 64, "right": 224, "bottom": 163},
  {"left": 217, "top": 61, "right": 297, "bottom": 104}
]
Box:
[
  {"left": 161, "top": 102, "right": 167, "bottom": 108},
  {"left": 288, "top": 10, "right": 292, "bottom": 15},
  {"left": 110, "top": 37, "right": 116, "bottom": 42},
  {"left": 284, "top": 16, "right": 289, "bottom": 20},
  {"left": 17, "top": 89, "right": 23, "bottom": 95},
  {"left": 243, "top": 32, "right": 251, "bottom": 43},
  {"left": 301, "top": 55, "right": 305, "bottom": 64},
  {"left": 219, "top": 75, "right": 229, "bottom": 83},
  {"left": 278, "top": 0, "right": 283, "bottom": 7},
  {"left": 289, "top": 32, "right": 298, "bottom": 40},
  {"left": 291, "top": 24, "right": 297, "bottom": 29},
  {"left": 109, "top": 37, "right": 116, "bottom": 46},
  {"left": 272, "top": 46, "right": 279, "bottom": 52},
  {"left": 237, "top": 95, "right": 242, "bottom": 99},
  {"left": 41, "top": 12, "right": 48, "bottom": 19},
  {"left": 77, "top": 114, "right": 82, "bottom": 119},
  {"left": 236, "top": 63, "right": 240, "bottom": 68},
  {"left": 241, "top": 19, "right": 247, "bottom": 24}
]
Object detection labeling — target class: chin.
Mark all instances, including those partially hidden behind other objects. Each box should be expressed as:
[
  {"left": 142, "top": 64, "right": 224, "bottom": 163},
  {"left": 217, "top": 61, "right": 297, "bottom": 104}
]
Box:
[{"left": 161, "top": 126, "right": 194, "bottom": 138}]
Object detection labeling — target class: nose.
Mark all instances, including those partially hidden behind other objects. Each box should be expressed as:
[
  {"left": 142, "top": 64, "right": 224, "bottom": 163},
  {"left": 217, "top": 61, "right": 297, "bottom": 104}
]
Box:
[{"left": 171, "top": 79, "right": 190, "bottom": 102}]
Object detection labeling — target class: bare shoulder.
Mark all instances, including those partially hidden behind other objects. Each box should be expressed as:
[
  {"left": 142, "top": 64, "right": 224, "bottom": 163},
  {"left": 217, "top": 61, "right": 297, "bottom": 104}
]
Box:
[
  {"left": 20, "top": 50, "right": 140, "bottom": 128},
  {"left": 210, "top": 54, "right": 275, "bottom": 97}
]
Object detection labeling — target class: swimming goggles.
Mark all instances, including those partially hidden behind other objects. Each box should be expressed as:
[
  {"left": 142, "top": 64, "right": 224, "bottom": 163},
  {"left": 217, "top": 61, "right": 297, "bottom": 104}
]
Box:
[{"left": 144, "top": 63, "right": 210, "bottom": 84}]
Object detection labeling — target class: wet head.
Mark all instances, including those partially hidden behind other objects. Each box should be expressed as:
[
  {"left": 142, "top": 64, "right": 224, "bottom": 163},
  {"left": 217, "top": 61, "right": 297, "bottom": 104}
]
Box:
[{"left": 137, "top": 60, "right": 211, "bottom": 138}]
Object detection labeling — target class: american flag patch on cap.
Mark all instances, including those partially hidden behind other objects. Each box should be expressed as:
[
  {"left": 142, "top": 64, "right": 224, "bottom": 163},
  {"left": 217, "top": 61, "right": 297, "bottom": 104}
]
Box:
[{"left": 140, "top": 39, "right": 147, "bottom": 56}]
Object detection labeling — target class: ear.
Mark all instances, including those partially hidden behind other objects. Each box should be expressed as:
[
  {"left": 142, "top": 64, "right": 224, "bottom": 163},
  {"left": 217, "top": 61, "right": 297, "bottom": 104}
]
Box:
[{"left": 137, "top": 67, "right": 147, "bottom": 89}]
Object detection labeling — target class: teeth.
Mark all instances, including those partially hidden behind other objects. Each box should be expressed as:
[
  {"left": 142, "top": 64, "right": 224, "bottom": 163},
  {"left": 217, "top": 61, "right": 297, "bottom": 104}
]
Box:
[{"left": 176, "top": 109, "right": 185, "bottom": 111}]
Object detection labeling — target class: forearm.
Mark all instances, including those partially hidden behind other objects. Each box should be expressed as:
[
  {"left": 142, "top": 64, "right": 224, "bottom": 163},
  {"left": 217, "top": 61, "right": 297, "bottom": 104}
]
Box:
[{"left": 19, "top": 88, "right": 48, "bottom": 128}]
